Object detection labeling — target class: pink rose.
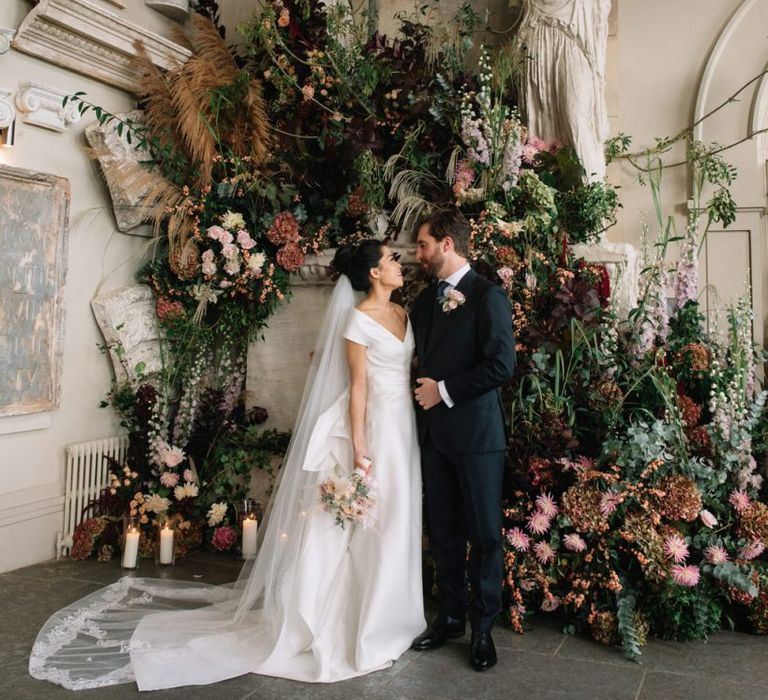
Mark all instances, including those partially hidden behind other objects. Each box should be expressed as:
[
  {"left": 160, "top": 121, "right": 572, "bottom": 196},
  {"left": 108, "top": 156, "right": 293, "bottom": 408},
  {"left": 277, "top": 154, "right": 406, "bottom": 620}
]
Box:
[
  {"left": 237, "top": 230, "right": 256, "bottom": 250},
  {"left": 202, "top": 261, "right": 216, "bottom": 276},
  {"left": 218, "top": 231, "right": 234, "bottom": 246},
  {"left": 699, "top": 509, "right": 717, "bottom": 528},
  {"left": 497, "top": 267, "right": 514, "bottom": 284},
  {"left": 201, "top": 249, "right": 215, "bottom": 262},
  {"left": 206, "top": 225, "right": 225, "bottom": 241}
]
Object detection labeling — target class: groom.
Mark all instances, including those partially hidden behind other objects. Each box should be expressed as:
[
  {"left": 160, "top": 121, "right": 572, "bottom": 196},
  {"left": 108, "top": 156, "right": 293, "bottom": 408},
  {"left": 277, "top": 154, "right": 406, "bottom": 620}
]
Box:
[{"left": 410, "top": 208, "right": 516, "bottom": 672}]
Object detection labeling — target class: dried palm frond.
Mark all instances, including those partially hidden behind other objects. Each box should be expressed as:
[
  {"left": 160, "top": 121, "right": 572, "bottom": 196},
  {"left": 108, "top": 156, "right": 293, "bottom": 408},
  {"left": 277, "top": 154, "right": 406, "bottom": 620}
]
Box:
[
  {"left": 88, "top": 144, "right": 195, "bottom": 246},
  {"left": 132, "top": 42, "right": 179, "bottom": 152},
  {"left": 132, "top": 13, "right": 271, "bottom": 191},
  {"left": 390, "top": 195, "right": 432, "bottom": 235}
]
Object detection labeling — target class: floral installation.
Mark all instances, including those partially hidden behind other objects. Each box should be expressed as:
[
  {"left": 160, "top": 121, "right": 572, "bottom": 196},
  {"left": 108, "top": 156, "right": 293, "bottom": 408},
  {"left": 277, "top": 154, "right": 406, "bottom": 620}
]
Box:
[{"left": 62, "top": 0, "right": 768, "bottom": 661}]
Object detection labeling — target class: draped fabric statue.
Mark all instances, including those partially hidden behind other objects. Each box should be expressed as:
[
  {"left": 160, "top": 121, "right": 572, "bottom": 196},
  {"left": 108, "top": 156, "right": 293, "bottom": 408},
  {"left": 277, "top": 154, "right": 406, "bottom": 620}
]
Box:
[{"left": 519, "top": 0, "right": 611, "bottom": 182}]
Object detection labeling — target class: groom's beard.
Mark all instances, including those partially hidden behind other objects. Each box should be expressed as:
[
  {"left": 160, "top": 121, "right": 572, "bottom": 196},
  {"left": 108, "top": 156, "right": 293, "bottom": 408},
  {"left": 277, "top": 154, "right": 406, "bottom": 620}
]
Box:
[{"left": 423, "top": 251, "right": 445, "bottom": 279}]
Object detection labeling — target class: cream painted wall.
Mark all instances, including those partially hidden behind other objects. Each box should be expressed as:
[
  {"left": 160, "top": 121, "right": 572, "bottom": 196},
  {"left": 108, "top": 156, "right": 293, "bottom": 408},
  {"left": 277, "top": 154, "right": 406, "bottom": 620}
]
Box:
[
  {"left": 611, "top": 0, "right": 768, "bottom": 344},
  {"left": 0, "top": 1, "right": 180, "bottom": 572}
]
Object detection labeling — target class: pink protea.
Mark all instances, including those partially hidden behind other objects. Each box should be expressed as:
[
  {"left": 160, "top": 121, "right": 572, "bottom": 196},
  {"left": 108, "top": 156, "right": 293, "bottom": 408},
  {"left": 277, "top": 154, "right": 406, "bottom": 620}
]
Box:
[
  {"left": 533, "top": 541, "right": 556, "bottom": 565},
  {"left": 704, "top": 544, "right": 729, "bottom": 564},
  {"left": 599, "top": 492, "right": 621, "bottom": 517},
  {"left": 663, "top": 533, "right": 689, "bottom": 563},
  {"left": 506, "top": 527, "right": 531, "bottom": 552},
  {"left": 540, "top": 595, "right": 561, "bottom": 612},
  {"left": 671, "top": 564, "right": 700, "bottom": 587},
  {"left": 160, "top": 471, "right": 180, "bottom": 488},
  {"left": 536, "top": 492, "right": 559, "bottom": 519},
  {"left": 526, "top": 510, "right": 551, "bottom": 535},
  {"left": 564, "top": 532, "right": 587, "bottom": 552},
  {"left": 729, "top": 489, "right": 751, "bottom": 512},
  {"left": 740, "top": 540, "right": 765, "bottom": 560}
]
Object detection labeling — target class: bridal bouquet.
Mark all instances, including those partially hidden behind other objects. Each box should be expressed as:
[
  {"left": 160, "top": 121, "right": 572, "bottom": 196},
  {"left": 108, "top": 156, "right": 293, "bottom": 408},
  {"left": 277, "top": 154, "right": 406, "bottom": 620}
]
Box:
[{"left": 319, "top": 459, "right": 376, "bottom": 529}]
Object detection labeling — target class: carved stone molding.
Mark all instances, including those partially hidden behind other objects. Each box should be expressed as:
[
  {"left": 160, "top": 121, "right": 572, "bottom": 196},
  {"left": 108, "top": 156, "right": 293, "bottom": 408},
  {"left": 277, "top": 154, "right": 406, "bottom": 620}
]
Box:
[
  {"left": 15, "top": 82, "right": 81, "bottom": 133},
  {"left": 85, "top": 109, "right": 155, "bottom": 232},
  {"left": 91, "top": 285, "right": 164, "bottom": 383},
  {"left": 146, "top": 0, "right": 190, "bottom": 21},
  {"left": 0, "top": 88, "right": 15, "bottom": 130},
  {"left": 12, "top": 0, "right": 192, "bottom": 93},
  {"left": 0, "top": 28, "right": 15, "bottom": 55}
]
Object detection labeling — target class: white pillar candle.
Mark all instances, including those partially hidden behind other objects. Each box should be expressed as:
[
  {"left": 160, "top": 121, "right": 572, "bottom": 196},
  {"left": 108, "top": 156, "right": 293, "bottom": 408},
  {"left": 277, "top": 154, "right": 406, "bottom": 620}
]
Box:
[
  {"left": 242, "top": 517, "right": 258, "bottom": 559},
  {"left": 159, "top": 526, "right": 174, "bottom": 564},
  {"left": 122, "top": 528, "right": 140, "bottom": 568}
]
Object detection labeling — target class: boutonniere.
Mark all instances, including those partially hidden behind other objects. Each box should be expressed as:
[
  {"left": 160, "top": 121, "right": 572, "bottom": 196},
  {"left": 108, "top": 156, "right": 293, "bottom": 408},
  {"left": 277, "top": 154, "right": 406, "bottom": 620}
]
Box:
[{"left": 439, "top": 288, "right": 466, "bottom": 313}]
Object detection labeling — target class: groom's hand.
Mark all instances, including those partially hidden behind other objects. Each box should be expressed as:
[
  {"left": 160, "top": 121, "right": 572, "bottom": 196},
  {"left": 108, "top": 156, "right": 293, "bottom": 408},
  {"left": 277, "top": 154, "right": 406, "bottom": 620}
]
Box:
[{"left": 414, "top": 378, "right": 441, "bottom": 410}]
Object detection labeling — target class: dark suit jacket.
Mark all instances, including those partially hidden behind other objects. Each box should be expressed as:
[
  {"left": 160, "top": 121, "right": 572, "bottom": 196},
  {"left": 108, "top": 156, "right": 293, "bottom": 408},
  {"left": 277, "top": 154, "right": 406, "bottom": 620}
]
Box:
[{"left": 410, "top": 268, "right": 516, "bottom": 455}]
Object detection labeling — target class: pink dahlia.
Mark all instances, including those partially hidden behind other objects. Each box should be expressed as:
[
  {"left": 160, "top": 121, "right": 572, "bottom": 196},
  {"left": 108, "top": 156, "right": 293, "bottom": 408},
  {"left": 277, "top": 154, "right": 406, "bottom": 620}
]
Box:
[
  {"left": 671, "top": 564, "right": 700, "bottom": 587},
  {"left": 740, "top": 540, "right": 765, "bottom": 560},
  {"left": 536, "top": 492, "right": 559, "bottom": 519},
  {"left": 211, "top": 525, "right": 236, "bottom": 552},
  {"left": 160, "top": 470, "right": 180, "bottom": 488},
  {"left": 729, "top": 489, "right": 751, "bottom": 512},
  {"left": 506, "top": 527, "right": 531, "bottom": 552},
  {"left": 704, "top": 544, "right": 729, "bottom": 565},
  {"left": 526, "top": 510, "right": 551, "bottom": 535},
  {"left": 563, "top": 533, "right": 587, "bottom": 552},
  {"left": 533, "top": 541, "right": 556, "bottom": 565},
  {"left": 599, "top": 492, "right": 621, "bottom": 517},
  {"left": 663, "top": 533, "right": 689, "bottom": 563}
]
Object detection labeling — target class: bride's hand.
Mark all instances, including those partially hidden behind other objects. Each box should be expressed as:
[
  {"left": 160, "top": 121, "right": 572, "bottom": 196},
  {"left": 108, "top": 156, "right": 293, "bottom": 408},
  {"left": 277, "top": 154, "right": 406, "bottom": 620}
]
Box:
[{"left": 354, "top": 451, "right": 372, "bottom": 474}]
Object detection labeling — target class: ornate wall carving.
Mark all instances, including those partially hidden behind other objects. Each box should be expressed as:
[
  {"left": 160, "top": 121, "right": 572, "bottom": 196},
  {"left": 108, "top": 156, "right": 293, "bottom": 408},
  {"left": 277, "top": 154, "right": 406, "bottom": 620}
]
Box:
[
  {"left": 15, "top": 82, "right": 81, "bottom": 133},
  {"left": 12, "top": 0, "right": 191, "bottom": 93}
]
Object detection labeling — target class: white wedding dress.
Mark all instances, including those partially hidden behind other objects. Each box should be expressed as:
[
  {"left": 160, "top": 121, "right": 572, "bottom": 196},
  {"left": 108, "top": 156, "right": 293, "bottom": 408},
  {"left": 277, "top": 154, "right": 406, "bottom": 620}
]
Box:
[{"left": 29, "top": 280, "right": 425, "bottom": 691}]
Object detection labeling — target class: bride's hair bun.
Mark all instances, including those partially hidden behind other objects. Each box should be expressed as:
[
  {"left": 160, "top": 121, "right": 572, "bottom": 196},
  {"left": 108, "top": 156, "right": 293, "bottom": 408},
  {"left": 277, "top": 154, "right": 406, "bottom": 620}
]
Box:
[{"left": 332, "top": 240, "right": 383, "bottom": 292}]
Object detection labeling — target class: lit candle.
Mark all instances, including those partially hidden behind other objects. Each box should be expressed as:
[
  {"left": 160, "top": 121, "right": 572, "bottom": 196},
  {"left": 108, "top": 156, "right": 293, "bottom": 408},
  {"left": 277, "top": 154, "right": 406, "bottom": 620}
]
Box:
[
  {"left": 242, "top": 516, "right": 258, "bottom": 559},
  {"left": 159, "top": 525, "right": 174, "bottom": 564},
  {"left": 122, "top": 527, "right": 139, "bottom": 569}
]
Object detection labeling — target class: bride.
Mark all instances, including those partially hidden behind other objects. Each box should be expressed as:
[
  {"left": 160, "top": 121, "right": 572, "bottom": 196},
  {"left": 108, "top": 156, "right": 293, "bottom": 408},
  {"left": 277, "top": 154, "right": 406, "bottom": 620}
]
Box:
[{"left": 29, "top": 240, "right": 426, "bottom": 690}]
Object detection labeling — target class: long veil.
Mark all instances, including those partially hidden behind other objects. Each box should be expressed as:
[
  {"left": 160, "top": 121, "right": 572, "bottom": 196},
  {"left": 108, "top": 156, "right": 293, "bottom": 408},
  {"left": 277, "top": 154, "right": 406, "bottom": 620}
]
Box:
[{"left": 29, "top": 276, "right": 363, "bottom": 691}]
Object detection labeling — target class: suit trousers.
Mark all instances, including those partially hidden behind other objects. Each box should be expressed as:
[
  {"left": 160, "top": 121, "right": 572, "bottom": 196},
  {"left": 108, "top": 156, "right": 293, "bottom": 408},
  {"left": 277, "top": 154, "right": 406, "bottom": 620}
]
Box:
[{"left": 421, "top": 433, "right": 505, "bottom": 634}]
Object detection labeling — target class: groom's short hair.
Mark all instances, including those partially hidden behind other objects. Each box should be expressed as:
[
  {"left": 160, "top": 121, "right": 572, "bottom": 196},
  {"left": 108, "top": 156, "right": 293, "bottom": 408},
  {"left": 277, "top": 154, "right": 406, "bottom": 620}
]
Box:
[{"left": 418, "top": 208, "right": 471, "bottom": 256}]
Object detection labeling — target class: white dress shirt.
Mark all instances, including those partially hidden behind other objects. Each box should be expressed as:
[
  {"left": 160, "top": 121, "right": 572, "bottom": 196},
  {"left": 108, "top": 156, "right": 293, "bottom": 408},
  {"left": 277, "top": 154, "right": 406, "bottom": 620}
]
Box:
[{"left": 436, "top": 263, "right": 471, "bottom": 408}]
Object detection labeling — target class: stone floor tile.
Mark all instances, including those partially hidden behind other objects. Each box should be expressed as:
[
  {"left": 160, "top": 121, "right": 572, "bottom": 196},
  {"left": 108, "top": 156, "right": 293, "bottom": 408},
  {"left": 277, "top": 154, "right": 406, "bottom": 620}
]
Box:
[
  {"left": 385, "top": 642, "right": 644, "bottom": 699},
  {"left": 639, "top": 670, "right": 767, "bottom": 700}
]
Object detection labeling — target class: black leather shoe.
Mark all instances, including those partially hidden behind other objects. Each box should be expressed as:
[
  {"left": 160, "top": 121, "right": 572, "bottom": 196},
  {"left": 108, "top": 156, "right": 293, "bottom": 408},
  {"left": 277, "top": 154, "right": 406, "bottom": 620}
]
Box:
[
  {"left": 470, "top": 631, "right": 497, "bottom": 671},
  {"left": 411, "top": 614, "right": 466, "bottom": 650}
]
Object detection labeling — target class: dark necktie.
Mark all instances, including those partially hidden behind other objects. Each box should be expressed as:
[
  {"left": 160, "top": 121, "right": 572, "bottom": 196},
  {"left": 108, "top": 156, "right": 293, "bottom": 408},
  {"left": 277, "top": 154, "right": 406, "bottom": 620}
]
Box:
[{"left": 436, "top": 280, "right": 450, "bottom": 301}]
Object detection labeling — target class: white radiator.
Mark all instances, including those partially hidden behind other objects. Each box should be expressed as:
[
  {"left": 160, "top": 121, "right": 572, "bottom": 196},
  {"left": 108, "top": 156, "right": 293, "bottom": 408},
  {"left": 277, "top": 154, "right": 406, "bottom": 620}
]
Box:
[{"left": 56, "top": 435, "right": 129, "bottom": 558}]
